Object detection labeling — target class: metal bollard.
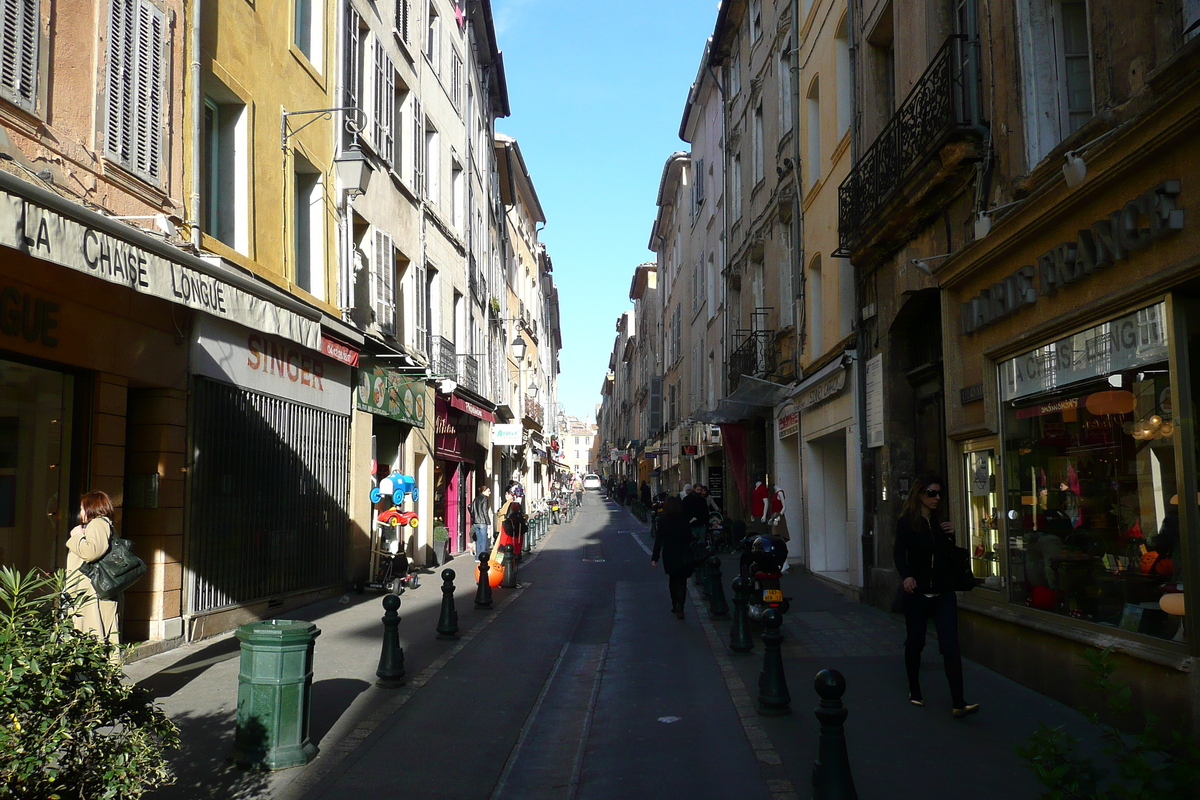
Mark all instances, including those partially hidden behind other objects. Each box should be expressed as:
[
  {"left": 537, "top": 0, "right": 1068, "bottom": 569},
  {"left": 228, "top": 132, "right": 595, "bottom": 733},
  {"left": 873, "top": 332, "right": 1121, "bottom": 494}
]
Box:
[
  {"left": 707, "top": 554, "right": 730, "bottom": 618},
  {"left": 729, "top": 576, "right": 754, "bottom": 653},
  {"left": 501, "top": 544, "right": 518, "bottom": 588},
  {"left": 756, "top": 607, "right": 791, "bottom": 716},
  {"left": 474, "top": 550, "right": 494, "bottom": 609},
  {"left": 436, "top": 569, "right": 459, "bottom": 640},
  {"left": 811, "top": 669, "right": 858, "bottom": 800},
  {"left": 376, "top": 594, "right": 406, "bottom": 688}
]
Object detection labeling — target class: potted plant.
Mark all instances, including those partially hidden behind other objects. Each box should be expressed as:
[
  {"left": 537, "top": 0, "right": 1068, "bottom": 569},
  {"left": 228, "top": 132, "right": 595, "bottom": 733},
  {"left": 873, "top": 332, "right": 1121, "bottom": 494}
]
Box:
[{"left": 433, "top": 524, "right": 451, "bottom": 564}]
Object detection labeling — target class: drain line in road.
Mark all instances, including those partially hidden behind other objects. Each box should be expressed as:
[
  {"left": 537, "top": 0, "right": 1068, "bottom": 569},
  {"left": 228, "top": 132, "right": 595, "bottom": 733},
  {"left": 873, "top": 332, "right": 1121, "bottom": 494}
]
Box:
[{"left": 627, "top": 530, "right": 800, "bottom": 800}]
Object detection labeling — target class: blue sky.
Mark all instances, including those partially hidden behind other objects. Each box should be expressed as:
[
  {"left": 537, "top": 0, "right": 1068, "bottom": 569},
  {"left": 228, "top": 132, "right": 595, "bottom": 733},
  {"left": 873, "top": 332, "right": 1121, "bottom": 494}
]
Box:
[{"left": 492, "top": 0, "right": 720, "bottom": 423}]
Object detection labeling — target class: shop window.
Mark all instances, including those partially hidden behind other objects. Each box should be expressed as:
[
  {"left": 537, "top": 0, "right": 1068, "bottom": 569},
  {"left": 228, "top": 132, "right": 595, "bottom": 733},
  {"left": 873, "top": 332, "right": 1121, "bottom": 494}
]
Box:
[
  {"left": 0, "top": 360, "right": 73, "bottom": 573},
  {"left": 963, "top": 448, "right": 1000, "bottom": 584},
  {"left": 1001, "top": 305, "right": 1185, "bottom": 642}
]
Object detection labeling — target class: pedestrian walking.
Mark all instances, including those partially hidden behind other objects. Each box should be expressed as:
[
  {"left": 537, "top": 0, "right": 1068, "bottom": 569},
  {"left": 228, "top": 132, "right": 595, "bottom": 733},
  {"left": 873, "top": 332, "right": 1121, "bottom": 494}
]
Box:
[
  {"left": 499, "top": 491, "right": 527, "bottom": 561},
  {"left": 682, "top": 483, "right": 708, "bottom": 543},
  {"left": 65, "top": 490, "right": 120, "bottom": 646},
  {"left": 469, "top": 485, "right": 493, "bottom": 557},
  {"left": 650, "top": 495, "right": 694, "bottom": 619},
  {"left": 894, "top": 473, "right": 979, "bottom": 717},
  {"left": 640, "top": 481, "right": 651, "bottom": 508}
]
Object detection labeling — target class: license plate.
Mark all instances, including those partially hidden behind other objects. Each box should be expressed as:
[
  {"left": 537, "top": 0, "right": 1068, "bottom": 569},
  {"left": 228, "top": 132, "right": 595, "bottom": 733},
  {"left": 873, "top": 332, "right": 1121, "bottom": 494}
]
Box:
[{"left": 763, "top": 589, "right": 783, "bottom": 602}]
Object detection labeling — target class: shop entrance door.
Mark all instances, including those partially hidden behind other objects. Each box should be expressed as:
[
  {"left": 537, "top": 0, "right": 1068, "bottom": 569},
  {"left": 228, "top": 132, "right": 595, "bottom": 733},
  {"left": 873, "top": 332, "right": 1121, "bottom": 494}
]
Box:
[{"left": 807, "top": 431, "right": 849, "bottom": 578}]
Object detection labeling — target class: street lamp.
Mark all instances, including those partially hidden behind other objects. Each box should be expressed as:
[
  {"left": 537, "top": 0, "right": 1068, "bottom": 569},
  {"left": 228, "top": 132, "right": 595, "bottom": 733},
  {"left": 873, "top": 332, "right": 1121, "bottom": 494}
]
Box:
[
  {"left": 335, "top": 144, "right": 373, "bottom": 197},
  {"left": 511, "top": 335, "right": 527, "bottom": 360}
]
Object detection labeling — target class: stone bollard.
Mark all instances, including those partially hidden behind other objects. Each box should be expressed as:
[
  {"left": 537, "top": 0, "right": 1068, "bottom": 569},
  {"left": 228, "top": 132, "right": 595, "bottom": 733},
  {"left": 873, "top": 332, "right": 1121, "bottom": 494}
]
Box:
[
  {"left": 811, "top": 669, "right": 858, "bottom": 800},
  {"left": 729, "top": 576, "right": 754, "bottom": 654},
  {"left": 376, "top": 594, "right": 406, "bottom": 688},
  {"left": 474, "top": 550, "right": 494, "bottom": 609},
  {"left": 501, "top": 544, "right": 519, "bottom": 589},
  {"left": 707, "top": 555, "right": 730, "bottom": 618},
  {"left": 756, "top": 607, "right": 791, "bottom": 716},
  {"left": 435, "top": 569, "right": 460, "bottom": 640}
]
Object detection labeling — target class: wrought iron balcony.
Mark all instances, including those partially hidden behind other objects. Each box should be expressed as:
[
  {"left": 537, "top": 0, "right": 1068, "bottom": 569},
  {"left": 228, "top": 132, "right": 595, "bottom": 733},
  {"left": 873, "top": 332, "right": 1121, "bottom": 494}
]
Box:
[
  {"left": 431, "top": 335, "right": 457, "bottom": 379},
  {"left": 837, "top": 35, "right": 983, "bottom": 254},
  {"left": 728, "top": 329, "right": 775, "bottom": 392},
  {"left": 457, "top": 353, "right": 480, "bottom": 394}
]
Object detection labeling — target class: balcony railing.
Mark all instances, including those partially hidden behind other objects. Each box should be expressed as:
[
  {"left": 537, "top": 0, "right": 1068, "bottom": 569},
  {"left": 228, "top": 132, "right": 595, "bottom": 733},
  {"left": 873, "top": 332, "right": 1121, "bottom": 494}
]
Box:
[
  {"left": 457, "top": 353, "right": 480, "bottom": 394},
  {"left": 431, "top": 335, "right": 456, "bottom": 379},
  {"left": 728, "top": 328, "right": 775, "bottom": 392},
  {"left": 837, "top": 35, "right": 981, "bottom": 253}
]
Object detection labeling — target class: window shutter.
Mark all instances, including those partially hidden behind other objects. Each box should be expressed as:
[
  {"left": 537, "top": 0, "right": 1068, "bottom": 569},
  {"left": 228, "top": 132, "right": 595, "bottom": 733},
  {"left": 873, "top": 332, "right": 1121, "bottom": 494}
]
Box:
[
  {"left": 396, "top": 0, "right": 409, "bottom": 44},
  {"left": 345, "top": 9, "right": 360, "bottom": 112},
  {"left": 414, "top": 260, "right": 428, "bottom": 353},
  {"left": 373, "top": 229, "right": 395, "bottom": 335},
  {"left": 373, "top": 39, "right": 394, "bottom": 165},
  {"left": 0, "top": 0, "right": 39, "bottom": 110},
  {"left": 106, "top": 0, "right": 164, "bottom": 185},
  {"left": 649, "top": 376, "right": 663, "bottom": 434},
  {"left": 412, "top": 97, "right": 424, "bottom": 195},
  {"left": 451, "top": 50, "right": 462, "bottom": 109}
]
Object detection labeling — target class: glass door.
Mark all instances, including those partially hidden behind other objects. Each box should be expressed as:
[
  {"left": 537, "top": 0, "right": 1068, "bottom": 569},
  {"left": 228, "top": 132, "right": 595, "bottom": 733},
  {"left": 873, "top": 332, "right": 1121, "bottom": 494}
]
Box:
[{"left": 961, "top": 439, "right": 1001, "bottom": 589}]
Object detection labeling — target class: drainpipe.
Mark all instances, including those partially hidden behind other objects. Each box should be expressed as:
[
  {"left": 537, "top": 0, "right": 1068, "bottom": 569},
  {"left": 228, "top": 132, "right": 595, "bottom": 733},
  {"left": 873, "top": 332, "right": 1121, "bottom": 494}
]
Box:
[
  {"left": 188, "top": 0, "right": 202, "bottom": 249},
  {"left": 790, "top": 0, "right": 809, "bottom": 570}
]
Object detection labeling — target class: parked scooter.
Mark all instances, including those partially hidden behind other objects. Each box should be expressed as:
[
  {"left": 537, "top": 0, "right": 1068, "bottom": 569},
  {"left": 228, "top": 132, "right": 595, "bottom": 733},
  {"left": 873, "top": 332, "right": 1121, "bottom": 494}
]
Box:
[{"left": 738, "top": 533, "right": 791, "bottom": 620}]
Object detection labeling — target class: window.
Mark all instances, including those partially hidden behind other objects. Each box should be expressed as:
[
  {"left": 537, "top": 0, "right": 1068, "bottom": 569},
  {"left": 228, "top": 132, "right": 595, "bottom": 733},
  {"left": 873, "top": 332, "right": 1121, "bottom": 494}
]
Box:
[
  {"left": 372, "top": 39, "right": 396, "bottom": 165},
  {"left": 424, "top": 121, "right": 438, "bottom": 205},
  {"left": 691, "top": 157, "right": 705, "bottom": 221},
  {"left": 707, "top": 252, "right": 717, "bottom": 322},
  {"left": 1000, "top": 304, "right": 1185, "bottom": 642},
  {"left": 450, "top": 49, "right": 463, "bottom": 110},
  {"left": 344, "top": 9, "right": 365, "bottom": 137},
  {"left": 451, "top": 160, "right": 464, "bottom": 230},
  {"left": 752, "top": 103, "right": 764, "bottom": 184},
  {"left": 729, "top": 49, "right": 741, "bottom": 97},
  {"left": 806, "top": 79, "right": 821, "bottom": 186},
  {"left": 372, "top": 229, "right": 396, "bottom": 334},
  {"left": 105, "top": 0, "right": 166, "bottom": 185},
  {"left": 731, "top": 153, "right": 743, "bottom": 220},
  {"left": 426, "top": 1, "right": 439, "bottom": 73},
  {"left": 413, "top": 260, "right": 428, "bottom": 351},
  {"left": 293, "top": 155, "right": 323, "bottom": 299},
  {"left": 750, "top": 0, "right": 762, "bottom": 42},
  {"left": 1187, "top": 0, "right": 1200, "bottom": 42},
  {"left": 1019, "top": 0, "right": 1094, "bottom": 166},
  {"left": 808, "top": 256, "right": 823, "bottom": 357},
  {"left": 412, "top": 97, "right": 424, "bottom": 194},
  {"left": 293, "top": 0, "right": 322, "bottom": 67},
  {"left": 779, "top": 48, "right": 793, "bottom": 132},
  {"left": 396, "top": 0, "right": 411, "bottom": 45},
  {"left": 201, "top": 91, "right": 248, "bottom": 251},
  {"left": 835, "top": 15, "right": 852, "bottom": 135},
  {"left": 0, "top": 0, "right": 39, "bottom": 111}
]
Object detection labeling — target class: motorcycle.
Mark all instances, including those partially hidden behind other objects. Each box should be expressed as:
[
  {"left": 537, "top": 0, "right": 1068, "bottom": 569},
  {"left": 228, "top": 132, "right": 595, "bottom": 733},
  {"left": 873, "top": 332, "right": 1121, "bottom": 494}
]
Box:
[{"left": 738, "top": 533, "right": 791, "bottom": 620}]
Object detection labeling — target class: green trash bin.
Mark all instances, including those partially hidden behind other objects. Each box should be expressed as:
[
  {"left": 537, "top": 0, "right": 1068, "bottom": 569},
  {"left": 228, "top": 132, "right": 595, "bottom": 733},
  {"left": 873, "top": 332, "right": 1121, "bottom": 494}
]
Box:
[{"left": 233, "top": 619, "right": 321, "bottom": 770}]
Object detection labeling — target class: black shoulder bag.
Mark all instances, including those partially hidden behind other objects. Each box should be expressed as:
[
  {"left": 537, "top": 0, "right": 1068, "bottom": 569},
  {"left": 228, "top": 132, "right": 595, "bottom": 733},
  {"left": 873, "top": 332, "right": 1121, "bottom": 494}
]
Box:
[
  {"left": 79, "top": 519, "right": 148, "bottom": 600},
  {"left": 947, "top": 544, "right": 978, "bottom": 592}
]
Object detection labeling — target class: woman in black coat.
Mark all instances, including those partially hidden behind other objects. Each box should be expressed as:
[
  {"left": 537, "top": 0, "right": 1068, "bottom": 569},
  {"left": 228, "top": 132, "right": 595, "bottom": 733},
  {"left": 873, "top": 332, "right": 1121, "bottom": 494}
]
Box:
[
  {"left": 651, "top": 495, "right": 694, "bottom": 619},
  {"left": 894, "top": 473, "right": 978, "bottom": 717}
]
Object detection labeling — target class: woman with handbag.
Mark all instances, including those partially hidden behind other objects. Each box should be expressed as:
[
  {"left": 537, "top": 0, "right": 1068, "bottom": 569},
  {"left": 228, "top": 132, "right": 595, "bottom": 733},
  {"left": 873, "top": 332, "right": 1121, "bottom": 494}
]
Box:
[
  {"left": 894, "top": 474, "right": 979, "bottom": 717},
  {"left": 66, "top": 491, "right": 120, "bottom": 646},
  {"left": 650, "top": 495, "right": 695, "bottom": 619}
]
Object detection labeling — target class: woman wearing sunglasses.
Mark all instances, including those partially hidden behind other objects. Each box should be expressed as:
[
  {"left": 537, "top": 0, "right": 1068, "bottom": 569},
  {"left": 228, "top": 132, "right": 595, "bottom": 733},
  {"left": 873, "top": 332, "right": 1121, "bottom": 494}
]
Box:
[{"left": 894, "top": 473, "right": 979, "bottom": 717}]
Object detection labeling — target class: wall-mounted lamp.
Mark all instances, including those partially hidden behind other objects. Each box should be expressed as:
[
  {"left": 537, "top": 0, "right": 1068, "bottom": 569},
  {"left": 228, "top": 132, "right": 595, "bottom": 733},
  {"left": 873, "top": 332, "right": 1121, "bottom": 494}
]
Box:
[
  {"left": 972, "top": 199, "right": 1024, "bottom": 240},
  {"left": 511, "top": 335, "right": 528, "bottom": 360},
  {"left": 910, "top": 253, "right": 953, "bottom": 275},
  {"left": 335, "top": 144, "right": 374, "bottom": 197},
  {"left": 1061, "top": 127, "right": 1121, "bottom": 189}
]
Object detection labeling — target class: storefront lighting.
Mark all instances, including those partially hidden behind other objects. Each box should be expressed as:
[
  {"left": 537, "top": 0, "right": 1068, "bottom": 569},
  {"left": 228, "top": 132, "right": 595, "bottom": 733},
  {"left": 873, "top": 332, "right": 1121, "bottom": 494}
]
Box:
[
  {"left": 910, "top": 252, "right": 952, "bottom": 275},
  {"left": 972, "top": 200, "right": 1023, "bottom": 240},
  {"left": 1061, "top": 127, "right": 1122, "bottom": 189}
]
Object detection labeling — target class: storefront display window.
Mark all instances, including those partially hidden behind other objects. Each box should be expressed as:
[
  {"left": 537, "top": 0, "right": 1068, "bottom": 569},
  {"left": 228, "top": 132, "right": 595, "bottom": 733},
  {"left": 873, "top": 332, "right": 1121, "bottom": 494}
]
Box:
[
  {"left": 1001, "top": 308, "right": 1186, "bottom": 641},
  {"left": 963, "top": 448, "right": 1001, "bottom": 586},
  {"left": 0, "top": 359, "right": 74, "bottom": 573}
]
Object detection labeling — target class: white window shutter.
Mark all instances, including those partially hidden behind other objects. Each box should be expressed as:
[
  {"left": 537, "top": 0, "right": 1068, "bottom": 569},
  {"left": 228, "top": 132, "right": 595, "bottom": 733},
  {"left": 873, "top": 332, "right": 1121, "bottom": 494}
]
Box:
[
  {"left": 0, "top": 0, "right": 40, "bottom": 110},
  {"left": 414, "top": 260, "right": 427, "bottom": 353},
  {"left": 373, "top": 40, "right": 394, "bottom": 167},
  {"left": 374, "top": 229, "right": 395, "bottom": 335},
  {"left": 105, "top": 0, "right": 164, "bottom": 185},
  {"left": 412, "top": 97, "right": 424, "bottom": 195},
  {"left": 345, "top": 10, "right": 360, "bottom": 113},
  {"left": 133, "top": 1, "right": 164, "bottom": 181}
]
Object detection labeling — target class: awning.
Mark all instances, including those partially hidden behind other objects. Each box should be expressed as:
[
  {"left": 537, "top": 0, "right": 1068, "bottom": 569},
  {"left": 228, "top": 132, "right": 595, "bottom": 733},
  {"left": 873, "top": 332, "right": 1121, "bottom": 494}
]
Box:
[
  {"left": 451, "top": 394, "right": 496, "bottom": 422},
  {"left": 790, "top": 356, "right": 850, "bottom": 410},
  {"left": 694, "top": 376, "right": 793, "bottom": 423}
]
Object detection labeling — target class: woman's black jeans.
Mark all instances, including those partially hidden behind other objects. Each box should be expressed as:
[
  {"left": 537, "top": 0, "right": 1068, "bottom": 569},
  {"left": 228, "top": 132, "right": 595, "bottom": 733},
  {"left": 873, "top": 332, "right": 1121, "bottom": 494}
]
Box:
[
  {"left": 903, "top": 591, "right": 965, "bottom": 707},
  {"left": 668, "top": 573, "right": 688, "bottom": 611}
]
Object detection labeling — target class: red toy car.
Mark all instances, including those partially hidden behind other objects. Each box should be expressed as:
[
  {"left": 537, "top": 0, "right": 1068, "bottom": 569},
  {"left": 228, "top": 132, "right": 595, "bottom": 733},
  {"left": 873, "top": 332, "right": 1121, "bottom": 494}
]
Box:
[{"left": 378, "top": 507, "right": 419, "bottom": 528}]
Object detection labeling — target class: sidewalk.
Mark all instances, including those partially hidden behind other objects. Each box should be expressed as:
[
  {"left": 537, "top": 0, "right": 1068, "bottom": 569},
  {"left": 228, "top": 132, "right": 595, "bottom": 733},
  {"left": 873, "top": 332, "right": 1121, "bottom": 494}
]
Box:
[{"left": 125, "top": 544, "right": 544, "bottom": 800}]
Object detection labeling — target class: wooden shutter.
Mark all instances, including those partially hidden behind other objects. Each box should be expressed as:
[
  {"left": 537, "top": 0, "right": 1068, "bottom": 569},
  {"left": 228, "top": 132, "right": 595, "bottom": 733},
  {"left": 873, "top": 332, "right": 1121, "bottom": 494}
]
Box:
[
  {"left": 0, "top": 0, "right": 39, "bottom": 110},
  {"left": 106, "top": 0, "right": 164, "bottom": 184},
  {"left": 345, "top": 8, "right": 360, "bottom": 112},
  {"left": 373, "top": 40, "right": 394, "bottom": 166},
  {"left": 396, "top": 0, "right": 409, "bottom": 45},
  {"left": 414, "top": 260, "right": 428, "bottom": 354},
  {"left": 412, "top": 96, "right": 424, "bottom": 195},
  {"left": 373, "top": 229, "right": 395, "bottom": 335}
]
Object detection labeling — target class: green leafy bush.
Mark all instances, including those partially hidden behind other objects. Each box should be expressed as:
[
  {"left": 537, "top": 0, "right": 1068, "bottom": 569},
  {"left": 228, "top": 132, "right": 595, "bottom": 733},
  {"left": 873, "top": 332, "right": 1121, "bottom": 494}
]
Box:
[
  {"left": 1016, "top": 646, "right": 1200, "bottom": 799},
  {"left": 0, "top": 567, "right": 179, "bottom": 799}
]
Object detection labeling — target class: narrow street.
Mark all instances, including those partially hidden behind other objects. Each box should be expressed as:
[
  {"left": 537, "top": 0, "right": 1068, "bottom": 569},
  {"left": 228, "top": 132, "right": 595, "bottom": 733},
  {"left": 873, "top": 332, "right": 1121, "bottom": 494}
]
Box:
[{"left": 128, "top": 493, "right": 1094, "bottom": 800}]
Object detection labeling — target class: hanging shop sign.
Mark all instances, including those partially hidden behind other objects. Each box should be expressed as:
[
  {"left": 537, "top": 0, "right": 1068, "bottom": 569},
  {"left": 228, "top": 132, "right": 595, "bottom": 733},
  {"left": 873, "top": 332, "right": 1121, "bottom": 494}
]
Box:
[
  {"left": 492, "top": 423, "right": 523, "bottom": 445},
  {"left": 451, "top": 394, "right": 496, "bottom": 422},
  {"left": 796, "top": 362, "right": 847, "bottom": 410},
  {"left": 777, "top": 410, "right": 799, "bottom": 439},
  {"left": 0, "top": 189, "right": 319, "bottom": 348},
  {"left": 681, "top": 444, "right": 699, "bottom": 457},
  {"left": 355, "top": 362, "right": 427, "bottom": 426},
  {"left": 999, "top": 303, "right": 1168, "bottom": 402},
  {"left": 961, "top": 181, "right": 1183, "bottom": 335},
  {"left": 321, "top": 334, "right": 359, "bottom": 366},
  {"left": 191, "top": 316, "right": 351, "bottom": 415}
]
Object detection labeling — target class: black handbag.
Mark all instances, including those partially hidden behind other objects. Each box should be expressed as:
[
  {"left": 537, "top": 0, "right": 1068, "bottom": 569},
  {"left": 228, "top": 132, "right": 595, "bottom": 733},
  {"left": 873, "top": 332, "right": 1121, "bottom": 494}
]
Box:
[
  {"left": 948, "top": 545, "right": 977, "bottom": 592},
  {"left": 79, "top": 521, "right": 147, "bottom": 600}
]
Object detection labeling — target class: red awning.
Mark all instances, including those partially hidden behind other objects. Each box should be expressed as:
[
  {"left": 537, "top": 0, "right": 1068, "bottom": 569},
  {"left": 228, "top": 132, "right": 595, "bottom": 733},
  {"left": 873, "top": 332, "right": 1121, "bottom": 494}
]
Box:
[
  {"left": 451, "top": 394, "right": 496, "bottom": 422},
  {"left": 320, "top": 334, "right": 360, "bottom": 366}
]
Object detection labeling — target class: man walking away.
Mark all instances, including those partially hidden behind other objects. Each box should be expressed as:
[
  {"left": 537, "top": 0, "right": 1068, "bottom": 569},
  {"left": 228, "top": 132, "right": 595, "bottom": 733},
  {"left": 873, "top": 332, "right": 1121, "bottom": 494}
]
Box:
[{"left": 470, "top": 485, "right": 493, "bottom": 557}]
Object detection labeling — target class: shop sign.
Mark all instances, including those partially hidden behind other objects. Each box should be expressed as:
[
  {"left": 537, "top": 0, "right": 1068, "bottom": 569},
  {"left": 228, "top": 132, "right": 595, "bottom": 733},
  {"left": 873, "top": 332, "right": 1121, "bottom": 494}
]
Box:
[
  {"left": 191, "top": 316, "right": 351, "bottom": 415},
  {"left": 0, "top": 190, "right": 319, "bottom": 348},
  {"left": 777, "top": 411, "right": 799, "bottom": 439},
  {"left": 796, "top": 367, "right": 847, "bottom": 410},
  {"left": 321, "top": 335, "right": 359, "bottom": 366},
  {"left": 355, "top": 363, "right": 426, "bottom": 426},
  {"left": 0, "top": 285, "right": 59, "bottom": 347},
  {"left": 492, "top": 423, "right": 522, "bottom": 445},
  {"left": 707, "top": 466, "right": 724, "bottom": 505},
  {"left": 451, "top": 394, "right": 495, "bottom": 422},
  {"left": 681, "top": 444, "right": 699, "bottom": 457},
  {"left": 1000, "top": 303, "right": 1168, "bottom": 402},
  {"left": 960, "top": 383, "right": 984, "bottom": 405},
  {"left": 961, "top": 181, "right": 1183, "bottom": 335},
  {"left": 865, "top": 354, "right": 884, "bottom": 448}
]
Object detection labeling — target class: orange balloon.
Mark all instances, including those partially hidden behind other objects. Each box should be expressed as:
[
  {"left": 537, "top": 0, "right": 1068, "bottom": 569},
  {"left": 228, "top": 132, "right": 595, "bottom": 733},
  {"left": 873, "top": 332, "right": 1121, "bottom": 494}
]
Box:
[{"left": 487, "top": 558, "right": 505, "bottom": 588}]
